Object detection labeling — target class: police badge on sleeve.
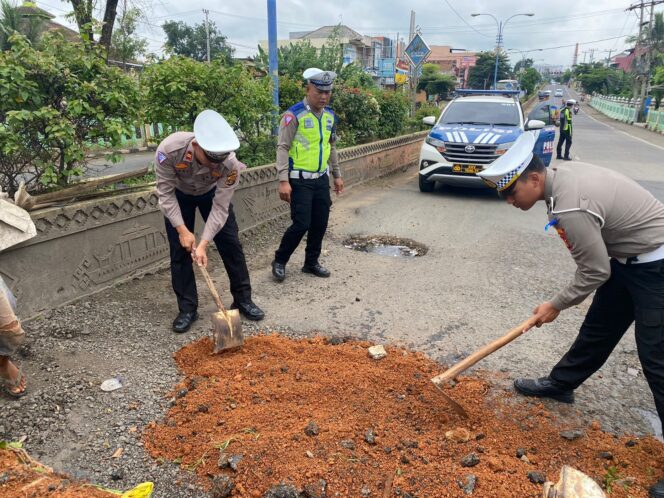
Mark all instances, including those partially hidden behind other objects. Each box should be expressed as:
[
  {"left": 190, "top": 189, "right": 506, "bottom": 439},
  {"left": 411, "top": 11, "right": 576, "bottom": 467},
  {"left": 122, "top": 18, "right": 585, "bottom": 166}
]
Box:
[{"left": 225, "top": 169, "right": 238, "bottom": 186}]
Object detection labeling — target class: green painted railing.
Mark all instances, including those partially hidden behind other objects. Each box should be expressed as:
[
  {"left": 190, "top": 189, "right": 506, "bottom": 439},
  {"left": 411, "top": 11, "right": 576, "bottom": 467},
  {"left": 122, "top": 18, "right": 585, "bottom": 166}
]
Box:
[
  {"left": 590, "top": 95, "right": 639, "bottom": 124},
  {"left": 646, "top": 109, "right": 664, "bottom": 134}
]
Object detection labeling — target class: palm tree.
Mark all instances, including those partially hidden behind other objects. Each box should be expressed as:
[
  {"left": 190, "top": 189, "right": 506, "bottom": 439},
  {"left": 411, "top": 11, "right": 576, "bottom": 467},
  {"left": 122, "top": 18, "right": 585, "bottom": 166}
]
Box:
[{"left": 0, "top": 0, "right": 49, "bottom": 50}]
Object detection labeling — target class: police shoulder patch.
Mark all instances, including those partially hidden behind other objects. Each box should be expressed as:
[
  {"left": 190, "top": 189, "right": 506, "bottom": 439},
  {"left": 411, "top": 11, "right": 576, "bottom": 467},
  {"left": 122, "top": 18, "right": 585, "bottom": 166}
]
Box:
[
  {"left": 555, "top": 226, "right": 573, "bottom": 251},
  {"left": 283, "top": 113, "right": 295, "bottom": 126},
  {"left": 157, "top": 151, "right": 167, "bottom": 164},
  {"left": 184, "top": 150, "right": 193, "bottom": 163},
  {"left": 225, "top": 169, "right": 238, "bottom": 186}
]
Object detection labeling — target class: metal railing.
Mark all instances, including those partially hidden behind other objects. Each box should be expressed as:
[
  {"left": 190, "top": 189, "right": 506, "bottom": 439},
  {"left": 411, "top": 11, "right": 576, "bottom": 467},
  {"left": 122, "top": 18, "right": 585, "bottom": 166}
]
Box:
[
  {"left": 646, "top": 108, "right": 664, "bottom": 134},
  {"left": 590, "top": 95, "right": 639, "bottom": 124}
]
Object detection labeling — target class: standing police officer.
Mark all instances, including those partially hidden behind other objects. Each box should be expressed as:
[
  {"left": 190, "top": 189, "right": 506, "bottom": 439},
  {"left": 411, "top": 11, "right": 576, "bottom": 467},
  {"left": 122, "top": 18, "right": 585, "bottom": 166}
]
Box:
[
  {"left": 556, "top": 99, "right": 574, "bottom": 160},
  {"left": 271, "top": 68, "right": 344, "bottom": 282},
  {"left": 156, "top": 110, "right": 264, "bottom": 333},
  {"left": 479, "top": 133, "right": 664, "bottom": 498}
]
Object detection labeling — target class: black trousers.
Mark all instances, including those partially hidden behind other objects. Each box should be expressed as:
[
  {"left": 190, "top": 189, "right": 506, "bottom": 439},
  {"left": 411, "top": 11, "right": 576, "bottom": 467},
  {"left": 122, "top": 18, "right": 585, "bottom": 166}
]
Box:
[
  {"left": 274, "top": 175, "right": 331, "bottom": 266},
  {"left": 556, "top": 130, "right": 572, "bottom": 158},
  {"left": 550, "top": 258, "right": 664, "bottom": 423},
  {"left": 164, "top": 189, "right": 251, "bottom": 313}
]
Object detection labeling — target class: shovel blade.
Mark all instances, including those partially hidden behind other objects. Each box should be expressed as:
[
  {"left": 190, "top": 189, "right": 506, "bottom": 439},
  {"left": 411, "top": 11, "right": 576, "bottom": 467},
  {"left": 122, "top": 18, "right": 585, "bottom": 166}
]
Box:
[
  {"left": 432, "top": 381, "right": 469, "bottom": 419},
  {"left": 212, "top": 309, "right": 244, "bottom": 352}
]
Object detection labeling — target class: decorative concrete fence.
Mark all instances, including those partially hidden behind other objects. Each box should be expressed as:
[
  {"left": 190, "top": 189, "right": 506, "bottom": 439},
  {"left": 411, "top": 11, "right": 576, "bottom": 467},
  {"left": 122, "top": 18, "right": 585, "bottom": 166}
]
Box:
[
  {"left": 590, "top": 95, "right": 641, "bottom": 124},
  {"left": 0, "top": 131, "right": 427, "bottom": 317},
  {"left": 646, "top": 108, "right": 664, "bottom": 134}
]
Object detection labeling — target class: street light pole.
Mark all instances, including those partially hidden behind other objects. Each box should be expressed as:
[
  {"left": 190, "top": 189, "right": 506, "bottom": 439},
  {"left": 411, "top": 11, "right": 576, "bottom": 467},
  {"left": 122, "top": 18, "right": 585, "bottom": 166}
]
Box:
[{"left": 471, "top": 12, "right": 534, "bottom": 88}]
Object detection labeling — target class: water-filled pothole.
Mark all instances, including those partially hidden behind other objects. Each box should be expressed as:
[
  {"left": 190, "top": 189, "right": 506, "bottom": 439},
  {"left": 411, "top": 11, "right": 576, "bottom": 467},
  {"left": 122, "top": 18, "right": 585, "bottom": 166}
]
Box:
[{"left": 344, "top": 235, "right": 428, "bottom": 258}]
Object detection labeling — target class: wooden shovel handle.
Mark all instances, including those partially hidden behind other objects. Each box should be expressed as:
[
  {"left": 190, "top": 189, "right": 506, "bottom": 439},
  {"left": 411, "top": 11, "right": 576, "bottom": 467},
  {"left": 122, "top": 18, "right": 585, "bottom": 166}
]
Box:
[
  {"left": 197, "top": 264, "right": 226, "bottom": 313},
  {"left": 431, "top": 317, "right": 539, "bottom": 386}
]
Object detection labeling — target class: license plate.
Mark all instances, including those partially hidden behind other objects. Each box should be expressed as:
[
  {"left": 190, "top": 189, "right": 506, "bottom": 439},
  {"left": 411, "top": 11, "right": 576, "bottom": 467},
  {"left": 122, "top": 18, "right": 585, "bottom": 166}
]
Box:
[{"left": 452, "top": 164, "right": 483, "bottom": 174}]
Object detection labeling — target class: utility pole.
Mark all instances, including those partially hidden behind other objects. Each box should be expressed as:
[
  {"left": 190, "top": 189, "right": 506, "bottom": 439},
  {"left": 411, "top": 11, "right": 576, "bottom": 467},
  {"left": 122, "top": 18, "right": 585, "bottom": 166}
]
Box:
[
  {"left": 203, "top": 9, "right": 211, "bottom": 63},
  {"left": 408, "top": 10, "right": 416, "bottom": 117},
  {"left": 267, "top": 0, "right": 279, "bottom": 136},
  {"left": 626, "top": 1, "right": 664, "bottom": 121},
  {"left": 572, "top": 42, "right": 579, "bottom": 67}
]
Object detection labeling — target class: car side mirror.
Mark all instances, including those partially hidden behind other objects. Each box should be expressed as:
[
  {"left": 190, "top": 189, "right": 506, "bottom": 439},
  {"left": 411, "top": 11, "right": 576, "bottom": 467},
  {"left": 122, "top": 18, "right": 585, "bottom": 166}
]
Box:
[
  {"left": 422, "top": 116, "right": 436, "bottom": 126},
  {"left": 525, "top": 119, "right": 546, "bottom": 130}
]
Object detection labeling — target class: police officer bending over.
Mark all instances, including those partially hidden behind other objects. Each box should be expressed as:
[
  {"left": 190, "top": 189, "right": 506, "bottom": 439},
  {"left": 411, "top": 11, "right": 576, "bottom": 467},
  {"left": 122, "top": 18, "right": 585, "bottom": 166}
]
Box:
[
  {"left": 479, "top": 133, "right": 664, "bottom": 498},
  {"left": 156, "top": 110, "right": 264, "bottom": 333},
  {"left": 271, "top": 68, "right": 344, "bottom": 281}
]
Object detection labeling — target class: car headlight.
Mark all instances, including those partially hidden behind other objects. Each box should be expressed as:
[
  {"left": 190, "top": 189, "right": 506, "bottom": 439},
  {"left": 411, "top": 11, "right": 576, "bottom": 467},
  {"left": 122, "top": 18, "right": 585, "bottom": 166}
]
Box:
[
  {"left": 425, "top": 136, "right": 446, "bottom": 152},
  {"left": 495, "top": 141, "right": 515, "bottom": 156}
]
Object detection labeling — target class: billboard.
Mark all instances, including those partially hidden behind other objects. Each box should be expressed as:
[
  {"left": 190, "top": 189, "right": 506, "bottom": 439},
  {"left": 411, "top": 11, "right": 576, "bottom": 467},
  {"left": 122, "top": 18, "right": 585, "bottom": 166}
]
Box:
[{"left": 378, "top": 58, "right": 396, "bottom": 79}]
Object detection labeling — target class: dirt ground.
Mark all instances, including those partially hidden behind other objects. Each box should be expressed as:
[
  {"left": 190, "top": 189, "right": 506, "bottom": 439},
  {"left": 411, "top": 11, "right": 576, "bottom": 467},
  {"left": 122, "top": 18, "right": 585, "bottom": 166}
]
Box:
[{"left": 142, "top": 335, "right": 663, "bottom": 497}]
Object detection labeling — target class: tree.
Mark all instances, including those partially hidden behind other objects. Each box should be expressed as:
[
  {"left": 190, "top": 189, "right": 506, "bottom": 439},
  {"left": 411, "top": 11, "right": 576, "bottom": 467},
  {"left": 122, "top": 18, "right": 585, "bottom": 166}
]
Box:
[
  {"left": 67, "top": 0, "right": 119, "bottom": 52},
  {"left": 162, "top": 20, "right": 233, "bottom": 64},
  {"left": 0, "top": 32, "right": 140, "bottom": 195},
  {"left": 653, "top": 65, "right": 664, "bottom": 109},
  {"left": 519, "top": 67, "right": 541, "bottom": 96},
  {"left": 254, "top": 24, "right": 344, "bottom": 80},
  {"left": 467, "top": 51, "right": 511, "bottom": 89},
  {"left": 142, "top": 57, "right": 274, "bottom": 165},
  {"left": 109, "top": 7, "right": 146, "bottom": 68},
  {"left": 513, "top": 58, "right": 533, "bottom": 74},
  {"left": 573, "top": 62, "right": 634, "bottom": 95},
  {"left": 417, "top": 63, "right": 456, "bottom": 99},
  {"left": 0, "top": 0, "right": 48, "bottom": 49},
  {"left": 338, "top": 62, "right": 376, "bottom": 89},
  {"left": 561, "top": 68, "right": 573, "bottom": 84}
]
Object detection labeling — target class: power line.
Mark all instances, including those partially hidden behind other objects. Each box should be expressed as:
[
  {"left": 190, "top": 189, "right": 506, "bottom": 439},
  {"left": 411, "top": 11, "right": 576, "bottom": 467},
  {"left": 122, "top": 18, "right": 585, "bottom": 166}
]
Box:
[{"left": 440, "top": 0, "right": 492, "bottom": 38}]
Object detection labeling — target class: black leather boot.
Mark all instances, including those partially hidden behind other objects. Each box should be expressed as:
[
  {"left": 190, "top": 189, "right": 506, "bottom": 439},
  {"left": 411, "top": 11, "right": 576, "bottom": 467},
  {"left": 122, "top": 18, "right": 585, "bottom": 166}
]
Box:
[
  {"left": 514, "top": 376, "right": 575, "bottom": 404},
  {"left": 172, "top": 311, "right": 198, "bottom": 333},
  {"left": 302, "top": 263, "right": 330, "bottom": 278}
]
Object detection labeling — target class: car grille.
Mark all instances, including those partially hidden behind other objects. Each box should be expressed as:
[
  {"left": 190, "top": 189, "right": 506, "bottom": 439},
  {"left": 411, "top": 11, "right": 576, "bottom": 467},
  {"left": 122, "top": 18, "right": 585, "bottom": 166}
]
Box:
[{"left": 442, "top": 143, "right": 499, "bottom": 165}]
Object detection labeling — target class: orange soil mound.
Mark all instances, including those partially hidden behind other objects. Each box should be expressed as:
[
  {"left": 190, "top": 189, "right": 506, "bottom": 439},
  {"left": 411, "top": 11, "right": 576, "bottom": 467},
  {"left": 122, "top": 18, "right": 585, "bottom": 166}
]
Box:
[
  {"left": 144, "top": 335, "right": 664, "bottom": 497},
  {"left": 0, "top": 446, "right": 113, "bottom": 498}
]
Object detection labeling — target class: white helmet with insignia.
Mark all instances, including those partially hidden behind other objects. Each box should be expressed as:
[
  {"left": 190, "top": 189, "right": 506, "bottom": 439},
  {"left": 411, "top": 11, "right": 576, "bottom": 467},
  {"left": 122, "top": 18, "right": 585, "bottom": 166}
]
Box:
[
  {"left": 193, "top": 109, "right": 240, "bottom": 160},
  {"left": 303, "top": 67, "right": 337, "bottom": 91},
  {"left": 477, "top": 132, "right": 536, "bottom": 192}
]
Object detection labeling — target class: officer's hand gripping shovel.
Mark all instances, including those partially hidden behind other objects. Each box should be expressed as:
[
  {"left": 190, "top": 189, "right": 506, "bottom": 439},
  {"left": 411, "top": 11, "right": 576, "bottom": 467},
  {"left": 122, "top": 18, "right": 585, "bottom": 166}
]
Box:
[
  {"left": 197, "top": 264, "right": 243, "bottom": 352},
  {"left": 430, "top": 317, "right": 539, "bottom": 418}
]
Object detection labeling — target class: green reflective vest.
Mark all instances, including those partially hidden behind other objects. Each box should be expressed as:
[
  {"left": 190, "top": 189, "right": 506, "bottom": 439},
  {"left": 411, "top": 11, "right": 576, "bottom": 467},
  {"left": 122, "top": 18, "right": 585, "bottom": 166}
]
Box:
[
  {"left": 288, "top": 104, "right": 335, "bottom": 173},
  {"left": 562, "top": 107, "right": 573, "bottom": 133}
]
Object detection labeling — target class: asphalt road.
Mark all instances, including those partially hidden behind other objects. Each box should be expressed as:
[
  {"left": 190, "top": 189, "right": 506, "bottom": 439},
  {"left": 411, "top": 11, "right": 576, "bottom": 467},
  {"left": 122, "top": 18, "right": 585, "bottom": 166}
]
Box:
[{"left": 86, "top": 151, "right": 155, "bottom": 177}]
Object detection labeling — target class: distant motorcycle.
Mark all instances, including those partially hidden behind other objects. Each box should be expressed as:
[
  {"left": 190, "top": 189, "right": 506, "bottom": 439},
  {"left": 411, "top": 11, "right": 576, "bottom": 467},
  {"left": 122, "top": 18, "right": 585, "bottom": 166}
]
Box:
[{"left": 573, "top": 104, "right": 580, "bottom": 115}]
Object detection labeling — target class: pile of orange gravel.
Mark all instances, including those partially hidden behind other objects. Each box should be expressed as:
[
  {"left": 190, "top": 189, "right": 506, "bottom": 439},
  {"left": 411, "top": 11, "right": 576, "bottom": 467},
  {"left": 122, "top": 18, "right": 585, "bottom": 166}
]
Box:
[
  {"left": 144, "top": 334, "right": 664, "bottom": 497},
  {"left": 0, "top": 445, "right": 113, "bottom": 498}
]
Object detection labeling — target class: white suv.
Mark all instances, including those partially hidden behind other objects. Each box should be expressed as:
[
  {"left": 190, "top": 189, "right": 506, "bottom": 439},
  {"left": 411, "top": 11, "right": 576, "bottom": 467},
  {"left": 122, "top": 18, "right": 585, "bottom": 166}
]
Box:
[{"left": 418, "top": 90, "right": 554, "bottom": 192}]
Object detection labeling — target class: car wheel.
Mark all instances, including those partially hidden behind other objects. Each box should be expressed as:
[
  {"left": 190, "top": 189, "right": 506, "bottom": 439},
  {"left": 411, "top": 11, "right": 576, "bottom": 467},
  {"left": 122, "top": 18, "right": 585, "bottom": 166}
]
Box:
[{"left": 419, "top": 175, "right": 435, "bottom": 192}]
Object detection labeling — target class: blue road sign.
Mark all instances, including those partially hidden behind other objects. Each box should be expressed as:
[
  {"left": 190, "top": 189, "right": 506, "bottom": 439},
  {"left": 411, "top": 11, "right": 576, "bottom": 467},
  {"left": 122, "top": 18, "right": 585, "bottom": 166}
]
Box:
[{"left": 404, "top": 33, "right": 431, "bottom": 68}]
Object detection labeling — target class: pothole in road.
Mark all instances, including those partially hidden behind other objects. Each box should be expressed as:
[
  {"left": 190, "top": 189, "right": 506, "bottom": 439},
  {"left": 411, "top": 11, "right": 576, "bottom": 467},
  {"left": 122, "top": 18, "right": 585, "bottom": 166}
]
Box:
[{"left": 343, "top": 235, "right": 428, "bottom": 258}]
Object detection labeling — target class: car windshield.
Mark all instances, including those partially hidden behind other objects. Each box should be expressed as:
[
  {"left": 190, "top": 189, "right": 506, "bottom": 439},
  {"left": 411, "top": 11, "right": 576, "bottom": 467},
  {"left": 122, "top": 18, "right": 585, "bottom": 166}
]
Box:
[{"left": 441, "top": 101, "right": 520, "bottom": 127}]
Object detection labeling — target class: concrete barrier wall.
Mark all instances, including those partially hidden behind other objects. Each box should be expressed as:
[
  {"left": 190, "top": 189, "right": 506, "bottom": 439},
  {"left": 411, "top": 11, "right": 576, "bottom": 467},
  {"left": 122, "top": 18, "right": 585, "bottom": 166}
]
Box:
[{"left": 0, "top": 131, "right": 427, "bottom": 317}]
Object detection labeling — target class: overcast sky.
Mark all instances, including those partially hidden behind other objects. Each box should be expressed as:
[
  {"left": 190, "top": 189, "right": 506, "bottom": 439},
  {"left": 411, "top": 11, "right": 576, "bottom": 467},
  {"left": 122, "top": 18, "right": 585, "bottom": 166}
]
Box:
[{"left": 35, "top": 0, "right": 655, "bottom": 67}]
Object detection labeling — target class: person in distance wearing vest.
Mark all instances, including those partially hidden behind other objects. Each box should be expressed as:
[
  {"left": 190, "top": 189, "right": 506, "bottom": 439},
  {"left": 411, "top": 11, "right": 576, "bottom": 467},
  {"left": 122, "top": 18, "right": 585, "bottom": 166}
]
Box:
[
  {"left": 556, "top": 99, "right": 574, "bottom": 161},
  {"left": 271, "top": 68, "right": 345, "bottom": 282}
]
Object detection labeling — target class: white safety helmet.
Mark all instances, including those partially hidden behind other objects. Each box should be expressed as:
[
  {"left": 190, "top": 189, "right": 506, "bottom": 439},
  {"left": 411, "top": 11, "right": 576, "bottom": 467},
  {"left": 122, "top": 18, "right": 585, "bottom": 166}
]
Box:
[
  {"left": 193, "top": 110, "right": 240, "bottom": 159},
  {"left": 566, "top": 99, "right": 577, "bottom": 105}
]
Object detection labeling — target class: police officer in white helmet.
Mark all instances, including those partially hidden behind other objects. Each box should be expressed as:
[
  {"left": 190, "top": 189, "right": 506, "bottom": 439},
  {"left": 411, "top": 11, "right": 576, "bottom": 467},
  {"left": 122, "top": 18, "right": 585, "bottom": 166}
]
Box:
[{"left": 155, "top": 110, "right": 264, "bottom": 333}]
